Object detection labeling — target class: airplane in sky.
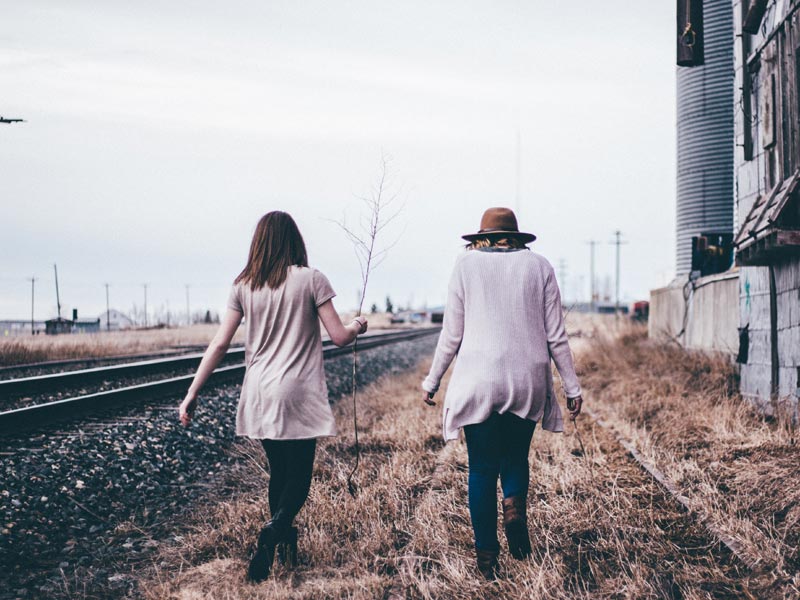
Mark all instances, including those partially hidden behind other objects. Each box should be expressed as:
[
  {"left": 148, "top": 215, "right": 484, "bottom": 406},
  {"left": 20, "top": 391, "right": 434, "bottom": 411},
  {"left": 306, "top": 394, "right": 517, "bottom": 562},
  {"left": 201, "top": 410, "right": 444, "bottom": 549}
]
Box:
[{"left": 0, "top": 116, "right": 25, "bottom": 124}]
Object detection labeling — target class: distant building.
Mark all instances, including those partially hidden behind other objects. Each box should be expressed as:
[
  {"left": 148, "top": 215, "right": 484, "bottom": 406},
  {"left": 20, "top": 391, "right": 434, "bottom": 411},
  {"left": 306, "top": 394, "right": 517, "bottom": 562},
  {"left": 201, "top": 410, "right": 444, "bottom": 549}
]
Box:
[
  {"left": 45, "top": 316, "right": 101, "bottom": 335},
  {"left": 73, "top": 318, "right": 101, "bottom": 333},
  {"left": 389, "top": 308, "right": 444, "bottom": 325},
  {"left": 45, "top": 318, "right": 73, "bottom": 335},
  {"left": 98, "top": 309, "right": 135, "bottom": 331},
  {"left": 0, "top": 320, "right": 46, "bottom": 337}
]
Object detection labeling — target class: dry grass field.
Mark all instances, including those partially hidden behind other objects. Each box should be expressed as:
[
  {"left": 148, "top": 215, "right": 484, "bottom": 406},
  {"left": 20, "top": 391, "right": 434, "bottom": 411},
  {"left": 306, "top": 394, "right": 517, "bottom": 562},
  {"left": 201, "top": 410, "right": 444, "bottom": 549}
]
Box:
[
  {"left": 0, "top": 313, "right": 400, "bottom": 367},
  {"left": 132, "top": 322, "right": 798, "bottom": 599},
  {"left": 0, "top": 325, "right": 243, "bottom": 367}
]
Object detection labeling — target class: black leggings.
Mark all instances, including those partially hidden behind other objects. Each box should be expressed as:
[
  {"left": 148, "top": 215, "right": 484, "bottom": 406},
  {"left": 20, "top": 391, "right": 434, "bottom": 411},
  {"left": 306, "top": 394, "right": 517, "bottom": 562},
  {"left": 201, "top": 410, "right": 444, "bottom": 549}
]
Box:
[{"left": 261, "top": 438, "right": 317, "bottom": 527}]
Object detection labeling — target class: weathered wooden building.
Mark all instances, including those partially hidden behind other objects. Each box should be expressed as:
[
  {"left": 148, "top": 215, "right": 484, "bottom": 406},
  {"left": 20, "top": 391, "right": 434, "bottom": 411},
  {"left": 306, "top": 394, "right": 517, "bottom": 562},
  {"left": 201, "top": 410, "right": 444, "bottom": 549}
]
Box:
[
  {"left": 733, "top": 0, "right": 800, "bottom": 408},
  {"left": 651, "top": 1, "right": 799, "bottom": 411}
]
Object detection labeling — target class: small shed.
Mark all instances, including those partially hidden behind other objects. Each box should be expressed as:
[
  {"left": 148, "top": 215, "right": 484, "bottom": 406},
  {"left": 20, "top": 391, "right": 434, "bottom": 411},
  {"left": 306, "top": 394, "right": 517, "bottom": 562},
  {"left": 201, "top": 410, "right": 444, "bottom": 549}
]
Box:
[{"left": 45, "top": 318, "right": 73, "bottom": 335}]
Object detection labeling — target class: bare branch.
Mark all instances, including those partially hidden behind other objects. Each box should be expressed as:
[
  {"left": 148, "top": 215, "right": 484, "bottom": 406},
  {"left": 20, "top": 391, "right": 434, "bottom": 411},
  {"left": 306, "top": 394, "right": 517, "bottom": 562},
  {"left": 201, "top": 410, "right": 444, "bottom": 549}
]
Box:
[{"left": 330, "top": 154, "right": 405, "bottom": 496}]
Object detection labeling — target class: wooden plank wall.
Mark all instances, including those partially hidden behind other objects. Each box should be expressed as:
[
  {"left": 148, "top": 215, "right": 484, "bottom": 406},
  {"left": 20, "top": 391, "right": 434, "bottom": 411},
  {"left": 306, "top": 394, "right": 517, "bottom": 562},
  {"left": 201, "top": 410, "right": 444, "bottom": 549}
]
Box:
[{"left": 751, "top": 8, "right": 800, "bottom": 195}]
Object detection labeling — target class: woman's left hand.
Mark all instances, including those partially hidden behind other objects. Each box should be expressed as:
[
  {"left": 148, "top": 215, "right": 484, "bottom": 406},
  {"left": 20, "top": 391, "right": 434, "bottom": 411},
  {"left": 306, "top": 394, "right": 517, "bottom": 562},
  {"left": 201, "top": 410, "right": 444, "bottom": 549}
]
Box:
[
  {"left": 422, "top": 391, "right": 436, "bottom": 406},
  {"left": 179, "top": 392, "right": 198, "bottom": 427}
]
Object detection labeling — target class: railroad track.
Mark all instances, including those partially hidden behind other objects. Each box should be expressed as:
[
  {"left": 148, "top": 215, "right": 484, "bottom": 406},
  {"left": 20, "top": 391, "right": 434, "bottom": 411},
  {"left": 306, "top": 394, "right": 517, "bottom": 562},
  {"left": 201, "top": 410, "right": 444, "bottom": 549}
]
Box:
[
  {"left": 0, "top": 327, "right": 441, "bottom": 436},
  {"left": 582, "top": 406, "right": 799, "bottom": 590},
  {"left": 0, "top": 326, "right": 443, "bottom": 598}
]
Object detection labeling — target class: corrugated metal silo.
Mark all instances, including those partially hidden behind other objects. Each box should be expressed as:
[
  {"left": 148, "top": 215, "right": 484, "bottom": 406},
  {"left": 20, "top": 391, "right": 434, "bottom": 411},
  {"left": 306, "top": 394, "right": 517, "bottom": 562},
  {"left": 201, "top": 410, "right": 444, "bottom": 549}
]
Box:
[{"left": 675, "top": 0, "right": 735, "bottom": 275}]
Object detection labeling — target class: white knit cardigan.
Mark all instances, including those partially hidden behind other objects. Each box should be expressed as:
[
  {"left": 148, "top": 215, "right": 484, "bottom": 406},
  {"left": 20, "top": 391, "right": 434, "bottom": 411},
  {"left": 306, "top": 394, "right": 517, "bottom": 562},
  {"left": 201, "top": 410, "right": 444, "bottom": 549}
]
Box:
[{"left": 422, "top": 248, "right": 582, "bottom": 441}]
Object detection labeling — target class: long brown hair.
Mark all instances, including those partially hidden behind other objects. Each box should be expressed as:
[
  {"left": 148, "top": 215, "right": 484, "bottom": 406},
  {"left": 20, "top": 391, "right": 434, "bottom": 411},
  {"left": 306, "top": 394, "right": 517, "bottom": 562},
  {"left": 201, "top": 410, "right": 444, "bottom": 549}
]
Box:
[{"left": 235, "top": 211, "right": 309, "bottom": 290}]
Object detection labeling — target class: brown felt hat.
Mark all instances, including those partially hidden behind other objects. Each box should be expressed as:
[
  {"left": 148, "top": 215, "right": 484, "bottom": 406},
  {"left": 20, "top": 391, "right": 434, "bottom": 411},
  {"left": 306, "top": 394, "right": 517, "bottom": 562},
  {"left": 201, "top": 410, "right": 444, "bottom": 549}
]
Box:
[{"left": 462, "top": 207, "right": 536, "bottom": 243}]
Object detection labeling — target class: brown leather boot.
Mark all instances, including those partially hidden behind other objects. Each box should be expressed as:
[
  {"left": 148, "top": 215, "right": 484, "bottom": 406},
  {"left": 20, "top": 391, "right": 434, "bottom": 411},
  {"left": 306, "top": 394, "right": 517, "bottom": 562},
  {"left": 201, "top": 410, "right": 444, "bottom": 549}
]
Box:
[
  {"left": 476, "top": 548, "right": 499, "bottom": 580},
  {"left": 502, "top": 496, "right": 532, "bottom": 559}
]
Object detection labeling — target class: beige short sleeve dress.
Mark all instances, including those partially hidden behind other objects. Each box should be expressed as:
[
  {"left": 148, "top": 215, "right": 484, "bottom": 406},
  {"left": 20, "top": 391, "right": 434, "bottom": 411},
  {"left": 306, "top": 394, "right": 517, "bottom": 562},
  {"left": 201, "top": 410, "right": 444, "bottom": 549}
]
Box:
[{"left": 227, "top": 266, "right": 338, "bottom": 440}]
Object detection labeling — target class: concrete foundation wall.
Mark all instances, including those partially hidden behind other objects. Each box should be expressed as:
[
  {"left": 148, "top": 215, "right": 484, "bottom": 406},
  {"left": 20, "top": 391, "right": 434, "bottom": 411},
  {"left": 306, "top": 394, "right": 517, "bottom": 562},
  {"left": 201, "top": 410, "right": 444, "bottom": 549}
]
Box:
[
  {"left": 649, "top": 270, "right": 739, "bottom": 355},
  {"left": 739, "top": 261, "right": 800, "bottom": 404}
]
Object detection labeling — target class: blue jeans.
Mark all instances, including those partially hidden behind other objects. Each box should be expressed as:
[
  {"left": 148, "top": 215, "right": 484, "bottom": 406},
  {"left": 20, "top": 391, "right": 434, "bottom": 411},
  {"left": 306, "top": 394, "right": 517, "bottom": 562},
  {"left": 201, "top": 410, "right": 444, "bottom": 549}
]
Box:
[{"left": 463, "top": 412, "right": 536, "bottom": 551}]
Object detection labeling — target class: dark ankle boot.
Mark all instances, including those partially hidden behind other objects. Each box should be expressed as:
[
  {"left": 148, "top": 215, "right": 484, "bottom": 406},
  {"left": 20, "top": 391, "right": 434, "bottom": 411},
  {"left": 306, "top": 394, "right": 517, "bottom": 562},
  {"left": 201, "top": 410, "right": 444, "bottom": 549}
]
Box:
[
  {"left": 476, "top": 547, "right": 499, "bottom": 580},
  {"left": 247, "top": 523, "right": 281, "bottom": 582},
  {"left": 276, "top": 526, "right": 298, "bottom": 568},
  {"left": 502, "top": 496, "right": 532, "bottom": 560}
]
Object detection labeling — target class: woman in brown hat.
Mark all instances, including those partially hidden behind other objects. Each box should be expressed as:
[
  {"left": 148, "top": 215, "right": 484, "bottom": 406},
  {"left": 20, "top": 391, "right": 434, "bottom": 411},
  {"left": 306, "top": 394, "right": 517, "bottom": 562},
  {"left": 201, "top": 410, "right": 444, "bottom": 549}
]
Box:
[{"left": 421, "top": 207, "right": 583, "bottom": 579}]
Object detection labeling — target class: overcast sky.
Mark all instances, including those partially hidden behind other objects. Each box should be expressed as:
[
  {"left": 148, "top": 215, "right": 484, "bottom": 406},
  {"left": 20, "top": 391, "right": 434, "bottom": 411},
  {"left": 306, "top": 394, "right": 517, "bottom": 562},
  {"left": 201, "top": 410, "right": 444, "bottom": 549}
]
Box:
[{"left": 1, "top": 0, "right": 676, "bottom": 322}]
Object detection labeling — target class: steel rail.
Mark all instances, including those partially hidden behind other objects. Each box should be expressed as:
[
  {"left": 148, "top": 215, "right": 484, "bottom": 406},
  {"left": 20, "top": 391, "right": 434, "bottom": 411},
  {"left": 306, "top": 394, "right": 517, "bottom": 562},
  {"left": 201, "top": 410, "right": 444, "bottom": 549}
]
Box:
[
  {"left": 584, "top": 407, "right": 766, "bottom": 573},
  {"left": 0, "top": 328, "right": 434, "bottom": 397},
  {"left": 0, "top": 347, "right": 242, "bottom": 377},
  {"left": 0, "top": 327, "right": 440, "bottom": 435}
]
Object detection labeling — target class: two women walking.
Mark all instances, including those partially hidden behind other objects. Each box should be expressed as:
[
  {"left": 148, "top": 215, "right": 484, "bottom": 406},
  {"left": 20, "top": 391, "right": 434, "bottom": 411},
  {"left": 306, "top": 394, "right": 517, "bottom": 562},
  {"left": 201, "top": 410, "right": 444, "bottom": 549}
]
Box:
[{"left": 179, "top": 207, "right": 582, "bottom": 582}]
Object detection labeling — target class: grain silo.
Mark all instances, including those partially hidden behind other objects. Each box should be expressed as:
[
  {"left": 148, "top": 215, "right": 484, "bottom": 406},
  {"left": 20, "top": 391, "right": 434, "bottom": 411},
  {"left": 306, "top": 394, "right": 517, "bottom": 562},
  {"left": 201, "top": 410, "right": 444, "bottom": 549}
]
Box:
[{"left": 675, "top": 0, "right": 735, "bottom": 275}]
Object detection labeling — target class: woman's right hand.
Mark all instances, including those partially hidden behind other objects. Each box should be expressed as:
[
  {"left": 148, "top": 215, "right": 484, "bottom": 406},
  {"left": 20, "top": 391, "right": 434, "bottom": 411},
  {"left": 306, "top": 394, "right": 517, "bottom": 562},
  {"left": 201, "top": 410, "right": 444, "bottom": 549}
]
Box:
[{"left": 352, "top": 316, "right": 368, "bottom": 335}]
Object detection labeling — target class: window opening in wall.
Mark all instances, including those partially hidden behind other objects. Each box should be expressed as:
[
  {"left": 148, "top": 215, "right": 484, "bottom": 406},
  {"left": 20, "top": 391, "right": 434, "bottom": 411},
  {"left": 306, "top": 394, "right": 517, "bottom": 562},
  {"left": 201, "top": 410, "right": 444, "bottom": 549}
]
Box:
[
  {"left": 782, "top": 51, "right": 792, "bottom": 179},
  {"left": 763, "top": 72, "right": 776, "bottom": 151},
  {"left": 741, "top": 0, "right": 755, "bottom": 160},
  {"left": 750, "top": 60, "right": 761, "bottom": 163},
  {"left": 796, "top": 367, "right": 800, "bottom": 396}
]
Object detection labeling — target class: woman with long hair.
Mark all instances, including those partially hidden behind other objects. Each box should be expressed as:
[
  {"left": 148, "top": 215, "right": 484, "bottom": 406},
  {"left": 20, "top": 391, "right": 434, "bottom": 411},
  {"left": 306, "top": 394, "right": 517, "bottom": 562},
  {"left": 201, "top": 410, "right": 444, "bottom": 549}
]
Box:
[
  {"left": 421, "top": 207, "right": 583, "bottom": 580},
  {"left": 178, "top": 211, "right": 367, "bottom": 582}
]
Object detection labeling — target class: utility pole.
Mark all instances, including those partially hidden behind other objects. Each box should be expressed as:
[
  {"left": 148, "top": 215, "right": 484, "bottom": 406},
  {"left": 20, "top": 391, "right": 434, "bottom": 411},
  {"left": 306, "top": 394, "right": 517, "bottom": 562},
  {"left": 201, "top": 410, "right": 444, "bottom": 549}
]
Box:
[
  {"left": 609, "top": 230, "right": 628, "bottom": 314},
  {"left": 587, "top": 240, "right": 598, "bottom": 309},
  {"left": 143, "top": 284, "right": 148, "bottom": 328},
  {"left": 104, "top": 283, "right": 111, "bottom": 332},
  {"left": 557, "top": 258, "right": 568, "bottom": 301},
  {"left": 53, "top": 264, "right": 62, "bottom": 320},
  {"left": 515, "top": 129, "right": 522, "bottom": 215},
  {"left": 185, "top": 284, "right": 191, "bottom": 327},
  {"left": 29, "top": 277, "right": 37, "bottom": 334}
]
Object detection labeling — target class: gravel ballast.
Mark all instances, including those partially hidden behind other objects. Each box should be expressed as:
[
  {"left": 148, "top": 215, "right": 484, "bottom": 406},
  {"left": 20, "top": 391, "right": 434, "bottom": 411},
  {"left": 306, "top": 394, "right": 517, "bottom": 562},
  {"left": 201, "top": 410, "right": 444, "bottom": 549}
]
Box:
[{"left": 0, "top": 335, "right": 437, "bottom": 599}]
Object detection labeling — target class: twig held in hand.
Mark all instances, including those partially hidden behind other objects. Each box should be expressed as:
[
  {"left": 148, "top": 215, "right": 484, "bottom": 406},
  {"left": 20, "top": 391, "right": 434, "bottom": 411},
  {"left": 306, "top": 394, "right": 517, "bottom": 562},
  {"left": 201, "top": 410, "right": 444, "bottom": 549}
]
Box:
[{"left": 333, "top": 154, "right": 403, "bottom": 496}]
